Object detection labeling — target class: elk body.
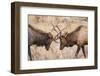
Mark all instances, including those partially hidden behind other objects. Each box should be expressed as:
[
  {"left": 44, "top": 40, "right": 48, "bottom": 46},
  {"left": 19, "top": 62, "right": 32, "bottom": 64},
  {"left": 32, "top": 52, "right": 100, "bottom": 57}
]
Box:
[
  {"left": 28, "top": 24, "right": 53, "bottom": 60},
  {"left": 59, "top": 26, "right": 88, "bottom": 58}
]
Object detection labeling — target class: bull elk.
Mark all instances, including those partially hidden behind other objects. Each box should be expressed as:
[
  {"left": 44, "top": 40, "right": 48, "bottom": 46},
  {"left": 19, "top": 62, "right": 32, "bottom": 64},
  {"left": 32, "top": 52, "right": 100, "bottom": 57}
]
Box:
[
  {"left": 28, "top": 24, "right": 58, "bottom": 60},
  {"left": 56, "top": 25, "right": 88, "bottom": 58}
]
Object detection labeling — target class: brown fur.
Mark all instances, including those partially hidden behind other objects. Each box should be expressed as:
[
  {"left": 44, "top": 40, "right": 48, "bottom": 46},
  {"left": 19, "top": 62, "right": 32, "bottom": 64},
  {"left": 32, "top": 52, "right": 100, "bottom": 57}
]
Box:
[{"left": 60, "top": 26, "right": 88, "bottom": 58}]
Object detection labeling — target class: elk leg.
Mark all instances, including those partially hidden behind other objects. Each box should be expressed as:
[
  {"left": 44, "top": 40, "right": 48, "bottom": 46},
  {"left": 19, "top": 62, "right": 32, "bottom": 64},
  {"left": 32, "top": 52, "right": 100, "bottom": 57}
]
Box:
[
  {"left": 75, "top": 46, "right": 80, "bottom": 58},
  {"left": 82, "top": 46, "right": 86, "bottom": 58},
  {"left": 28, "top": 45, "right": 32, "bottom": 60}
]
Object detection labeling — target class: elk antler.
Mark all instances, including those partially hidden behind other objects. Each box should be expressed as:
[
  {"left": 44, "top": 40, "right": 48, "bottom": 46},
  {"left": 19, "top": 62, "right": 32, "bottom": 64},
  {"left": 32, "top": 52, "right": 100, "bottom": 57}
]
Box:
[
  {"left": 64, "top": 32, "right": 68, "bottom": 37},
  {"left": 50, "top": 22, "right": 60, "bottom": 43},
  {"left": 51, "top": 22, "right": 59, "bottom": 33},
  {"left": 54, "top": 25, "right": 66, "bottom": 40},
  {"left": 50, "top": 22, "right": 66, "bottom": 42}
]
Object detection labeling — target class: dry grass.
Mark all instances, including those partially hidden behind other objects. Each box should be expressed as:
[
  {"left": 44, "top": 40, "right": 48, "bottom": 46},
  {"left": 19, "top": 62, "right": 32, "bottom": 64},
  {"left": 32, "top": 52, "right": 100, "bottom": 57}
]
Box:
[{"left": 28, "top": 15, "right": 88, "bottom": 60}]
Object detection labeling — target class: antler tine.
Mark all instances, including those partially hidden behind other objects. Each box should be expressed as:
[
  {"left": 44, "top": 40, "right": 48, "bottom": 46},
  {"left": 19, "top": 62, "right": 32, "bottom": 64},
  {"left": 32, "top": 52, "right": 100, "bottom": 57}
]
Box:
[
  {"left": 55, "top": 25, "right": 62, "bottom": 39},
  {"left": 53, "top": 31, "right": 61, "bottom": 41},
  {"left": 56, "top": 25, "right": 66, "bottom": 33},
  {"left": 51, "top": 22, "right": 58, "bottom": 33},
  {"left": 56, "top": 25, "right": 61, "bottom": 32},
  {"left": 50, "top": 22, "right": 61, "bottom": 43},
  {"left": 55, "top": 32, "right": 60, "bottom": 38}
]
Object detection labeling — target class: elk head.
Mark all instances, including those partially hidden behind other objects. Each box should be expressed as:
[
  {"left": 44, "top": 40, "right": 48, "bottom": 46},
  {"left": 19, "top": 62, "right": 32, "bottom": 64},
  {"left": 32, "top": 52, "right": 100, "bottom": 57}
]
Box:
[
  {"left": 45, "top": 32, "right": 53, "bottom": 50},
  {"left": 59, "top": 32, "right": 68, "bottom": 50}
]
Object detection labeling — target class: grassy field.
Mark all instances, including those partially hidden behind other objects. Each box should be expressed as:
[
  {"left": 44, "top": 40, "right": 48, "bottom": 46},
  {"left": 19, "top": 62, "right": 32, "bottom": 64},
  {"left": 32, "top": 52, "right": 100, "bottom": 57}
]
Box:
[{"left": 28, "top": 15, "right": 88, "bottom": 60}]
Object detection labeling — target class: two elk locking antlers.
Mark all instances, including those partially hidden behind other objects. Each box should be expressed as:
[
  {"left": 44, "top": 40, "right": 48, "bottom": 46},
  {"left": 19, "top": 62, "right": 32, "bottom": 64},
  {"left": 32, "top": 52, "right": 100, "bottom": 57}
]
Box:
[{"left": 28, "top": 23, "right": 88, "bottom": 60}]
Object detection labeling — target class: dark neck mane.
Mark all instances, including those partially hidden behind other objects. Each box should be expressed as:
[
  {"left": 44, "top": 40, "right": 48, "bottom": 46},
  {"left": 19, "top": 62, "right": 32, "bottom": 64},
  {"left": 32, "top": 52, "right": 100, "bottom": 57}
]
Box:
[
  {"left": 71, "top": 25, "right": 84, "bottom": 34},
  {"left": 28, "top": 24, "right": 48, "bottom": 35},
  {"left": 66, "top": 26, "right": 84, "bottom": 39}
]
